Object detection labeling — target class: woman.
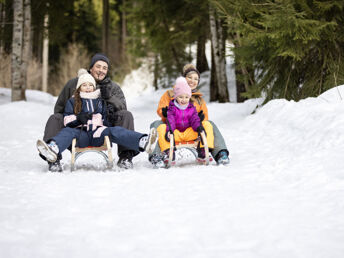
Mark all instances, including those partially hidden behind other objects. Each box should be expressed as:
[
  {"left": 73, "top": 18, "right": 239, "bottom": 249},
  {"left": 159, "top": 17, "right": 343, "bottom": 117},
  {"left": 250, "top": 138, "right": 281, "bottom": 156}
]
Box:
[{"left": 149, "top": 64, "right": 230, "bottom": 167}]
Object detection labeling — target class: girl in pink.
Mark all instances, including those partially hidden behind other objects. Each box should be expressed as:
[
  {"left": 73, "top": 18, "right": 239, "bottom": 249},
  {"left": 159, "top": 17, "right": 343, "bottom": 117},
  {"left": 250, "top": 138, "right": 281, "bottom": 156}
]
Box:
[{"left": 157, "top": 77, "right": 214, "bottom": 164}]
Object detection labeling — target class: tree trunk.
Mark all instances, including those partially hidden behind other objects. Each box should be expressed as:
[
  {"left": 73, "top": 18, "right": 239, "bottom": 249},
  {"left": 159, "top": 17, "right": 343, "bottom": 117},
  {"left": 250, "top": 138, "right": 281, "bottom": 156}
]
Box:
[
  {"left": 153, "top": 54, "right": 159, "bottom": 90},
  {"left": 209, "top": 5, "right": 229, "bottom": 103},
  {"left": 22, "top": 0, "right": 31, "bottom": 93},
  {"left": 0, "top": 2, "right": 5, "bottom": 56},
  {"left": 159, "top": 5, "right": 181, "bottom": 71},
  {"left": 196, "top": 32, "right": 209, "bottom": 73},
  {"left": 102, "top": 0, "right": 109, "bottom": 55},
  {"left": 210, "top": 45, "right": 218, "bottom": 101},
  {"left": 11, "top": 0, "right": 25, "bottom": 101},
  {"left": 233, "top": 33, "right": 253, "bottom": 102},
  {"left": 42, "top": 12, "right": 48, "bottom": 92},
  {"left": 121, "top": 0, "right": 126, "bottom": 61}
]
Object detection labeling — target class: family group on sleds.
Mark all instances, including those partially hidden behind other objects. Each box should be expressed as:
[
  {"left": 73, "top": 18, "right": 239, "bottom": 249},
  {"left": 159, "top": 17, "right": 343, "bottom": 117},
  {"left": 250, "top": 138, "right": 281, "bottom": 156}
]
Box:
[{"left": 36, "top": 53, "right": 230, "bottom": 172}]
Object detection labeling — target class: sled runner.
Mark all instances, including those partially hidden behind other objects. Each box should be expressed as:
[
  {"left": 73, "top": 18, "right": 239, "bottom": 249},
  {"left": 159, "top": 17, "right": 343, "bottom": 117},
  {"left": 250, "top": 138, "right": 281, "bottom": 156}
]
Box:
[
  {"left": 70, "top": 135, "right": 113, "bottom": 171},
  {"left": 165, "top": 131, "right": 210, "bottom": 168}
]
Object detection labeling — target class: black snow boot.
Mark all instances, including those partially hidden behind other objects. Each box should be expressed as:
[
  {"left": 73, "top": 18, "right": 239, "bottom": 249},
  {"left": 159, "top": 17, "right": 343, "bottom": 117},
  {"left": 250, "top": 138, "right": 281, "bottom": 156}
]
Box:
[
  {"left": 117, "top": 150, "right": 135, "bottom": 169},
  {"left": 48, "top": 153, "right": 63, "bottom": 172}
]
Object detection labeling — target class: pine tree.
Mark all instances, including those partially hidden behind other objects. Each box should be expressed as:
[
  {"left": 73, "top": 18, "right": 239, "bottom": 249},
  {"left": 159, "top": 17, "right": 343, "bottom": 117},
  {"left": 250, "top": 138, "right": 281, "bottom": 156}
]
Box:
[{"left": 215, "top": 0, "right": 344, "bottom": 102}]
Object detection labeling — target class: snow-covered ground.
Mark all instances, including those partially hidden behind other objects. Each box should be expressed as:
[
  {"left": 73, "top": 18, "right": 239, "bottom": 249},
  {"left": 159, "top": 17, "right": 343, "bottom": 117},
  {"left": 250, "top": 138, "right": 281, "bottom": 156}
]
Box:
[{"left": 1, "top": 84, "right": 344, "bottom": 258}]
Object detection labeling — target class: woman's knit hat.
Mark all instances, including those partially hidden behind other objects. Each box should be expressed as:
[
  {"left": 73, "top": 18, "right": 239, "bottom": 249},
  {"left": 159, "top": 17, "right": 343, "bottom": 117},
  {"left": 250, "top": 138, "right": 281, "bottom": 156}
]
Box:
[
  {"left": 182, "top": 64, "right": 200, "bottom": 79},
  {"left": 76, "top": 68, "right": 96, "bottom": 90},
  {"left": 174, "top": 77, "right": 191, "bottom": 98}
]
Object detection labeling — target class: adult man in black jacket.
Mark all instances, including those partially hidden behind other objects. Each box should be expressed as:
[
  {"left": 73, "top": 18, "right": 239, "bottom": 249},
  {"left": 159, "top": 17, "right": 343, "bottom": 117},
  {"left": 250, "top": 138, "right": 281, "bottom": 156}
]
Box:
[{"left": 42, "top": 53, "right": 136, "bottom": 171}]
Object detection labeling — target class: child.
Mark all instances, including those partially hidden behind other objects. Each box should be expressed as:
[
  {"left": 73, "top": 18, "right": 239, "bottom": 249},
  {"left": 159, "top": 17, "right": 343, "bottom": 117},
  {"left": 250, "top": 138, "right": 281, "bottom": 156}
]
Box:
[
  {"left": 156, "top": 77, "right": 214, "bottom": 166},
  {"left": 37, "top": 69, "right": 158, "bottom": 172}
]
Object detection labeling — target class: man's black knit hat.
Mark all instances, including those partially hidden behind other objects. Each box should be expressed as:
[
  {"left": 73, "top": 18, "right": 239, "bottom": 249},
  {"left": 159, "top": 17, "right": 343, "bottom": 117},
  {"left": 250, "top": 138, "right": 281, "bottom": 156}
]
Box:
[{"left": 89, "top": 53, "right": 110, "bottom": 69}]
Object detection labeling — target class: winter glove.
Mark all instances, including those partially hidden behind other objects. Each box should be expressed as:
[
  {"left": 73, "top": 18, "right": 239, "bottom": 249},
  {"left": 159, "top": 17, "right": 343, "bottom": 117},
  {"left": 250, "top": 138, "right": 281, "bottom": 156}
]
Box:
[
  {"left": 77, "top": 112, "right": 92, "bottom": 124},
  {"left": 165, "top": 131, "right": 171, "bottom": 142},
  {"left": 162, "top": 106, "right": 168, "bottom": 118},
  {"left": 197, "top": 125, "right": 205, "bottom": 137},
  {"left": 100, "top": 85, "right": 111, "bottom": 99},
  {"left": 107, "top": 103, "right": 117, "bottom": 115},
  {"left": 107, "top": 114, "right": 121, "bottom": 126},
  {"left": 198, "top": 110, "right": 205, "bottom": 122}
]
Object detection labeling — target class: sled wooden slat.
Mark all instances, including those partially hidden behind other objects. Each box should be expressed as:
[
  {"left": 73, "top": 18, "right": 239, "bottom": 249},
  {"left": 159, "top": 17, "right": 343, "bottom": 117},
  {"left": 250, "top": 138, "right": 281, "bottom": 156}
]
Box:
[
  {"left": 167, "top": 131, "right": 210, "bottom": 168},
  {"left": 70, "top": 135, "right": 113, "bottom": 171}
]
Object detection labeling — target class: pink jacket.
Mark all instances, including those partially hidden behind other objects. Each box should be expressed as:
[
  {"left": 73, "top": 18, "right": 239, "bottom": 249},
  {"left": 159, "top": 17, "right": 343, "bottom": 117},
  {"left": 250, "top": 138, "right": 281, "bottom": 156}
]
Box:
[{"left": 166, "top": 100, "right": 201, "bottom": 133}]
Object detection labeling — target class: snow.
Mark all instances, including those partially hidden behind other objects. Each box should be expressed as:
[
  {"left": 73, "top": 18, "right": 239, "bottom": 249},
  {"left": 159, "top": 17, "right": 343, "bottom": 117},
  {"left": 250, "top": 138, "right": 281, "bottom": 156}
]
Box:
[{"left": 1, "top": 82, "right": 344, "bottom": 258}]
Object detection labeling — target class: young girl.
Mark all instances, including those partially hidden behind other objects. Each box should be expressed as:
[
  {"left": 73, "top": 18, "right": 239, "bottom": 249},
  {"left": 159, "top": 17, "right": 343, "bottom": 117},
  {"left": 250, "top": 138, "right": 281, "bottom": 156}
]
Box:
[
  {"left": 156, "top": 77, "right": 214, "bottom": 165},
  {"left": 37, "top": 69, "right": 157, "bottom": 171}
]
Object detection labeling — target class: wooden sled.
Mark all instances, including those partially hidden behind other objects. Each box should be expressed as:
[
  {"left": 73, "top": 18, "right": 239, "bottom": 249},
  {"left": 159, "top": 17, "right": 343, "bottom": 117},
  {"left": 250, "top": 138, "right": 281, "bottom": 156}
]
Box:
[
  {"left": 70, "top": 135, "right": 113, "bottom": 171},
  {"left": 165, "top": 131, "right": 210, "bottom": 168}
]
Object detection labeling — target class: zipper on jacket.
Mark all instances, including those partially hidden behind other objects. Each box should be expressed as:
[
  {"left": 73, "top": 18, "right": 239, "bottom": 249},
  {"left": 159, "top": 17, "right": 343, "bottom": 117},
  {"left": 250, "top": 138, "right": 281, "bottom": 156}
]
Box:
[{"left": 182, "top": 110, "right": 185, "bottom": 129}]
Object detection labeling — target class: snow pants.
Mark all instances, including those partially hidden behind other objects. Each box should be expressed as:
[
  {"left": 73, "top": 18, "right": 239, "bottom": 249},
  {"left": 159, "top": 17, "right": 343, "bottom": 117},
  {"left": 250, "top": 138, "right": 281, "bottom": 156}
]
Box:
[
  {"left": 157, "top": 121, "right": 214, "bottom": 152},
  {"left": 52, "top": 126, "right": 144, "bottom": 154},
  {"left": 43, "top": 110, "right": 135, "bottom": 156},
  {"left": 149, "top": 119, "right": 228, "bottom": 158}
]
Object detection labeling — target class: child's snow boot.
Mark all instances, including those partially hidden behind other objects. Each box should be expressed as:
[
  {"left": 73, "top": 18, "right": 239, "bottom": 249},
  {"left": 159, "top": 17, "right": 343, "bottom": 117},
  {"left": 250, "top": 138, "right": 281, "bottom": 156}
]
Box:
[
  {"left": 37, "top": 140, "right": 59, "bottom": 163},
  {"left": 196, "top": 147, "right": 213, "bottom": 164},
  {"left": 139, "top": 128, "right": 158, "bottom": 154},
  {"left": 163, "top": 149, "right": 176, "bottom": 167}
]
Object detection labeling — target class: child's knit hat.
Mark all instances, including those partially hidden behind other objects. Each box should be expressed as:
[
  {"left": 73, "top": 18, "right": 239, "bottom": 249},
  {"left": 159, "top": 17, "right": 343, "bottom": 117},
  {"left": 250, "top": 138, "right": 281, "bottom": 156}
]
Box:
[
  {"left": 174, "top": 77, "right": 191, "bottom": 98},
  {"left": 76, "top": 68, "right": 96, "bottom": 90}
]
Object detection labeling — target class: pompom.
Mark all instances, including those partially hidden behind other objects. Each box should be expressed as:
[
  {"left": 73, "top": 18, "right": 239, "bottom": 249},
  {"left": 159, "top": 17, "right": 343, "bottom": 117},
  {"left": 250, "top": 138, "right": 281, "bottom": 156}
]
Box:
[{"left": 77, "top": 68, "right": 88, "bottom": 77}]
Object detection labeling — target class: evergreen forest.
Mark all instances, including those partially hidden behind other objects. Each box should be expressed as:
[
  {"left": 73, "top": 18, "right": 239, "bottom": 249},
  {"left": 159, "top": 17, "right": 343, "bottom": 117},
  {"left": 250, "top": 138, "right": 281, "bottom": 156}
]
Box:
[{"left": 1, "top": 0, "right": 344, "bottom": 103}]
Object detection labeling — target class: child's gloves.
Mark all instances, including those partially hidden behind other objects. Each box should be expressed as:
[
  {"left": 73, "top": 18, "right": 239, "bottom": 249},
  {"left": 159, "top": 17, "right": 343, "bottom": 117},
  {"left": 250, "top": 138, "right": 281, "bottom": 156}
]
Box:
[
  {"left": 197, "top": 125, "right": 205, "bottom": 137},
  {"left": 198, "top": 110, "right": 205, "bottom": 122},
  {"left": 100, "top": 85, "right": 111, "bottom": 99},
  {"left": 162, "top": 106, "right": 168, "bottom": 118},
  {"left": 77, "top": 113, "right": 92, "bottom": 124},
  {"left": 165, "top": 131, "right": 171, "bottom": 142}
]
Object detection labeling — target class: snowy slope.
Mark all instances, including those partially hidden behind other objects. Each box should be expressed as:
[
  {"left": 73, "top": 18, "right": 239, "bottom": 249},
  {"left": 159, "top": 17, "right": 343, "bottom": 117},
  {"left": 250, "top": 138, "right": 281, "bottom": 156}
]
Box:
[{"left": 1, "top": 86, "right": 344, "bottom": 258}]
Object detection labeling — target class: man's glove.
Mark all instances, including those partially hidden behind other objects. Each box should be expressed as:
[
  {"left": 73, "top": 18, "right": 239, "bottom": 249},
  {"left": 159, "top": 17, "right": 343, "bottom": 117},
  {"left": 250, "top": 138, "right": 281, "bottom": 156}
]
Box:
[
  {"left": 107, "top": 103, "right": 116, "bottom": 115},
  {"left": 77, "top": 113, "right": 92, "bottom": 124},
  {"left": 100, "top": 85, "right": 111, "bottom": 99},
  {"left": 162, "top": 106, "right": 168, "bottom": 118},
  {"left": 198, "top": 110, "right": 205, "bottom": 122}
]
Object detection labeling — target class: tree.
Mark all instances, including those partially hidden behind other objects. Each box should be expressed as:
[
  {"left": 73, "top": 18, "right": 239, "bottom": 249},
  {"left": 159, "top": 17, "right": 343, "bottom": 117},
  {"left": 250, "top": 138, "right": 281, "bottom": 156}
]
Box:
[
  {"left": 102, "top": 0, "right": 109, "bottom": 55},
  {"left": 0, "top": 0, "right": 5, "bottom": 55},
  {"left": 42, "top": 7, "right": 48, "bottom": 92},
  {"left": 216, "top": 0, "right": 344, "bottom": 102},
  {"left": 22, "top": 0, "right": 31, "bottom": 91},
  {"left": 11, "top": 0, "right": 25, "bottom": 101},
  {"left": 209, "top": 3, "right": 229, "bottom": 103}
]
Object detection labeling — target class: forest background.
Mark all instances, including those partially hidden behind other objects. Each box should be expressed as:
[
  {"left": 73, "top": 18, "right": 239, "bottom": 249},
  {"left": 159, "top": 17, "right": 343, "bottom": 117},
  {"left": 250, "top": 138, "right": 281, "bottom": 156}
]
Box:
[{"left": 1, "top": 0, "right": 344, "bottom": 104}]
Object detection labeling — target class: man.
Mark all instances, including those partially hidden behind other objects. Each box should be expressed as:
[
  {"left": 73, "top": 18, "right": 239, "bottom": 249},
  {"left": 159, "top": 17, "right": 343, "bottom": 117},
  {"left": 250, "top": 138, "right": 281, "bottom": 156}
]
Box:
[{"left": 42, "top": 53, "right": 136, "bottom": 171}]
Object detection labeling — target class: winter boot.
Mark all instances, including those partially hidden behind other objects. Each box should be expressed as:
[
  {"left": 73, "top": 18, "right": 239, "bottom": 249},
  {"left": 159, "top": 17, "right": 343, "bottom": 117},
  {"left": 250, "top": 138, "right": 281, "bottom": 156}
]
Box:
[
  {"left": 139, "top": 128, "right": 158, "bottom": 154},
  {"left": 215, "top": 150, "right": 230, "bottom": 166},
  {"left": 149, "top": 153, "right": 165, "bottom": 169},
  {"left": 37, "top": 140, "right": 59, "bottom": 163},
  {"left": 117, "top": 150, "right": 134, "bottom": 169},
  {"left": 163, "top": 149, "right": 176, "bottom": 166},
  {"left": 48, "top": 155, "right": 63, "bottom": 172},
  {"left": 196, "top": 147, "right": 213, "bottom": 164}
]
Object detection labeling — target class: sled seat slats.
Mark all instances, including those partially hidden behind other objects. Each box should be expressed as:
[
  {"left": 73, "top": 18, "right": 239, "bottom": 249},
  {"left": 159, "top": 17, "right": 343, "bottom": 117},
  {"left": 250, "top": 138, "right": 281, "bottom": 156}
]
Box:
[{"left": 70, "top": 135, "right": 113, "bottom": 171}]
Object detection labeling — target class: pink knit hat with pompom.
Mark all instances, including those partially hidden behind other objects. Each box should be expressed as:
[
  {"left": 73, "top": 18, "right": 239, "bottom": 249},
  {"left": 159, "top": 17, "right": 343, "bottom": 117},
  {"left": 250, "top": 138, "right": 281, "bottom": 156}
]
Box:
[{"left": 174, "top": 77, "right": 191, "bottom": 98}]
